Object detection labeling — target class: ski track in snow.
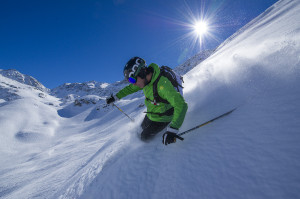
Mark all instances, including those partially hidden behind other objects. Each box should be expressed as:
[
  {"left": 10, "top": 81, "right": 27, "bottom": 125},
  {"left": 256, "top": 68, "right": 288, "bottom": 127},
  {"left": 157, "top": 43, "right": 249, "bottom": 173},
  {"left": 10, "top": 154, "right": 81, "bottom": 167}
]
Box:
[{"left": 1, "top": 0, "right": 300, "bottom": 198}]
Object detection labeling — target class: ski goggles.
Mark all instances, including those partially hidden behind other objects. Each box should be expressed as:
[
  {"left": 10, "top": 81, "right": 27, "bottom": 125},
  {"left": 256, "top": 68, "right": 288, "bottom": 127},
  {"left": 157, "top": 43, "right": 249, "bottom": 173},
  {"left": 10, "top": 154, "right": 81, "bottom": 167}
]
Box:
[
  {"left": 127, "top": 64, "right": 146, "bottom": 84},
  {"left": 128, "top": 76, "right": 137, "bottom": 84}
]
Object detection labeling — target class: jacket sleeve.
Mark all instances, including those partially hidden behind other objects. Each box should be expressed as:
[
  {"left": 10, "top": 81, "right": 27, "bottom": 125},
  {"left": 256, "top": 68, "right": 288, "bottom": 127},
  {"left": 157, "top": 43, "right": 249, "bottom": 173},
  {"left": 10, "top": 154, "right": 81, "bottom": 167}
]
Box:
[
  {"left": 157, "top": 77, "right": 188, "bottom": 129},
  {"left": 116, "top": 84, "right": 142, "bottom": 99}
]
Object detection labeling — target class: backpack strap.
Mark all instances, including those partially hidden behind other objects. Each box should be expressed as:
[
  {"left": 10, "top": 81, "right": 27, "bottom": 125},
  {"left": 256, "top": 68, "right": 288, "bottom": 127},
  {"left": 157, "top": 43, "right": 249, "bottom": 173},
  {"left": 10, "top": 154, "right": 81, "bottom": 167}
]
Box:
[
  {"left": 146, "top": 66, "right": 182, "bottom": 105},
  {"left": 152, "top": 72, "right": 169, "bottom": 104}
]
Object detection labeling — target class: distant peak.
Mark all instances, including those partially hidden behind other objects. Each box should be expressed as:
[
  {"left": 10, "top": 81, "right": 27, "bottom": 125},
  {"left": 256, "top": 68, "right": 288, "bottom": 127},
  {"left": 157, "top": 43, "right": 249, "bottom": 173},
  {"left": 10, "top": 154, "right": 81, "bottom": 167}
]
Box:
[{"left": 0, "top": 68, "right": 48, "bottom": 92}]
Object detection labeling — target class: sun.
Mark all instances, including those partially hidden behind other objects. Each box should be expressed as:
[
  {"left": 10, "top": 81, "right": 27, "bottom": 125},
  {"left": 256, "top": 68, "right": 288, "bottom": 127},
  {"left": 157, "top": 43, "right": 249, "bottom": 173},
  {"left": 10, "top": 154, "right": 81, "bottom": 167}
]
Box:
[
  {"left": 147, "top": 1, "right": 218, "bottom": 57},
  {"left": 193, "top": 21, "right": 208, "bottom": 36}
]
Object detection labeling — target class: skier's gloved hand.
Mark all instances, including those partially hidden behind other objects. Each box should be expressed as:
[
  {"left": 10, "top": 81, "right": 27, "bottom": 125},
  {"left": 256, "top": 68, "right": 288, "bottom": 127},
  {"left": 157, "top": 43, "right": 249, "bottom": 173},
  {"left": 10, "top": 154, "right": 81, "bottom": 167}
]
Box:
[
  {"left": 106, "top": 94, "right": 118, "bottom": 104},
  {"left": 162, "top": 126, "right": 184, "bottom": 145}
]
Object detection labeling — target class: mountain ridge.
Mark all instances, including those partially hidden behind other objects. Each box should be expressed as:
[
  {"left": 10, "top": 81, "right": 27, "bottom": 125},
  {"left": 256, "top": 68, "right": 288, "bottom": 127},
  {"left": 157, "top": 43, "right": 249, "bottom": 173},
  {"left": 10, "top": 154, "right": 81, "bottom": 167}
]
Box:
[{"left": 0, "top": 50, "right": 214, "bottom": 102}]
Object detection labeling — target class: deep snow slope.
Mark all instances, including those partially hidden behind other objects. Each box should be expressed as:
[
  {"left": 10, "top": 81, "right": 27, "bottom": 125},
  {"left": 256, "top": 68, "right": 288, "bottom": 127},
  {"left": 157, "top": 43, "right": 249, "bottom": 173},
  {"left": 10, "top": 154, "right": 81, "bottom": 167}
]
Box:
[
  {"left": 79, "top": 0, "right": 300, "bottom": 198},
  {"left": 0, "top": 0, "right": 300, "bottom": 198}
]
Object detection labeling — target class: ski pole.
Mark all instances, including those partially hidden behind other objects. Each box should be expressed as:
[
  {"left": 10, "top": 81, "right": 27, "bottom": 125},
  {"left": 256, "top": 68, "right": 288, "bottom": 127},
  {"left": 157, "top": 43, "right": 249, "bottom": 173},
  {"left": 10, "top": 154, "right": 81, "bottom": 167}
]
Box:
[
  {"left": 178, "top": 108, "right": 236, "bottom": 136},
  {"left": 112, "top": 103, "right": 135, "bottom": 122}
]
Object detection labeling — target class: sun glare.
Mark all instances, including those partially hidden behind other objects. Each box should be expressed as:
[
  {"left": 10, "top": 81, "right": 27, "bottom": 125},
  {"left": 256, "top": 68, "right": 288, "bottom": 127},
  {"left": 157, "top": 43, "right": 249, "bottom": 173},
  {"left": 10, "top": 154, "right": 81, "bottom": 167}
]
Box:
[
  {"left": 194, "top": 21, "right": 208, "bottom": 36},
  {"left": 150, "top": 1, "right": 218, "bottom": 58}
]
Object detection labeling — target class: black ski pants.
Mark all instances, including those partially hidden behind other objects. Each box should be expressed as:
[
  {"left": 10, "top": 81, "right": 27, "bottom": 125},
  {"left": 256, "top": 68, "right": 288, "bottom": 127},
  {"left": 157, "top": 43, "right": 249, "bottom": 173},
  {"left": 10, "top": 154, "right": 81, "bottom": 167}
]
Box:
[{"left": 140, "top": 115, "right": 170, "bottom": 142}]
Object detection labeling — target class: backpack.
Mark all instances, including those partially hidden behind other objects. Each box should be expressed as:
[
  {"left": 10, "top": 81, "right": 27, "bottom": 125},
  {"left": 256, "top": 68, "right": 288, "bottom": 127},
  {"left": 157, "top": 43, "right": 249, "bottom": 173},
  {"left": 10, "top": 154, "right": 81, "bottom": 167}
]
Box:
[{"left": 151, "top": 66, "right": 184, "bottom": 105}]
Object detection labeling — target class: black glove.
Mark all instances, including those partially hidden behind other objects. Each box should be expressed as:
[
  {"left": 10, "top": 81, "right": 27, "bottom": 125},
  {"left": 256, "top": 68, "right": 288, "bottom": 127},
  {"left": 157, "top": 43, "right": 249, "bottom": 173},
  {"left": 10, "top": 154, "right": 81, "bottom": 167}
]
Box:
[
  {"left": 106, "top": 94, "right": 116, "bottom": 104},
  {"left": 162, "top": 131, "right": 184, "bottom": 145}
]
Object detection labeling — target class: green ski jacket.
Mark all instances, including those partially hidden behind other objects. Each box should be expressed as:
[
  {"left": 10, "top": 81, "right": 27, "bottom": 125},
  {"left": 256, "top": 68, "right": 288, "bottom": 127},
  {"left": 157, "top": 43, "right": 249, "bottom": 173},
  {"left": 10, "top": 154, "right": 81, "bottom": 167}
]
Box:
[{"left": 116, "top": 63, "right": 188, "bottom": 129}]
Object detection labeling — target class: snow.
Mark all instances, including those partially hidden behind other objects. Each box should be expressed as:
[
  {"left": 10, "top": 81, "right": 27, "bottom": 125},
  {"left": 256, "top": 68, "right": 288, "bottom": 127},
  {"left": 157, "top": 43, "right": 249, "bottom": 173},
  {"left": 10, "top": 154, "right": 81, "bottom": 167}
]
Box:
[
  {"left": 1, "top": 0, "right": 300, "bottom": 198},
  {"left": 0, "top": 69, "right": 48, "bottom": 92}
]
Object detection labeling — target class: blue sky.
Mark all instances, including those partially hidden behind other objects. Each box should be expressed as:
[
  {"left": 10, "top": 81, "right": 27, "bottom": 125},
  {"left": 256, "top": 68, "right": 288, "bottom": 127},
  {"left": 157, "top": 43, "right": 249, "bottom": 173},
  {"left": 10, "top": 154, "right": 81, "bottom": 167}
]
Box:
[{"left": 0, "top": 0, "right": 277, "bottom": 88}]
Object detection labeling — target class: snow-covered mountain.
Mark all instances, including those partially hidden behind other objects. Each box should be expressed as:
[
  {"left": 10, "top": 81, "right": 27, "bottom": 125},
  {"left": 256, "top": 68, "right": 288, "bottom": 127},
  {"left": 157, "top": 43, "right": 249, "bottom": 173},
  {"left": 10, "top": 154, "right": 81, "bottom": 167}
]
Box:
[
  {"left": 0, "top": 69, "right": 48, "bottom": 92},
  {"left": 0, "top": 72, "right": 51, "bottom": 104},
  {"left": 0, "top": 48, "right": 212, "bottom": 104},
  {"left": 1, "top": 0, "right": 300, "bottom": 198},
  {"left": 51, "top": 81, "right": 110, "bottom": 98},
  {"left": 1, "top": 51, "right": 207, "bottom": 122},
  {"left": 1, "top": 48, "right": 208, "bottom": 109},
  {"left": 174, "top": 49, "right": 215, "bottom": 75},
  {"left": 50, "top": 49, "right": 214, "bottom": 100},
  {"left": 50, "top": 80, "right": 130, "bottom": 103}
]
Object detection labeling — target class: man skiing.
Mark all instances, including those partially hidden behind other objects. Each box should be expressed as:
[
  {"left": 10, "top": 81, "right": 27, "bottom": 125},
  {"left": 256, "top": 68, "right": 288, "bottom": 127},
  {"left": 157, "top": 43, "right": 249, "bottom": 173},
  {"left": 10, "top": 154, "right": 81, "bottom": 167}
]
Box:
[{"left": 106, "top": 57, "right": 188, "bottom": 145}]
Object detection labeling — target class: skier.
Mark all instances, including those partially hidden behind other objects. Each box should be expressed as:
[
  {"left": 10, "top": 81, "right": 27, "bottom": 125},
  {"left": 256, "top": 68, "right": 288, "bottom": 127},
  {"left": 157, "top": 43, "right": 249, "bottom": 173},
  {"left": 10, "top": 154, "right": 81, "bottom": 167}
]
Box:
[{"left": 106, "top": 57, "right": 188, "bottom": 145}]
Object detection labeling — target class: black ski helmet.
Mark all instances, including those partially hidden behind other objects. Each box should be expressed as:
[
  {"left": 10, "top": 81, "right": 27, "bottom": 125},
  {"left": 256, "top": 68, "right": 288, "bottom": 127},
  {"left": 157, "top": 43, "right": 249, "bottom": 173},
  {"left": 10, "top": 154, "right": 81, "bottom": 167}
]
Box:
[{"left": 123, "top": 57, "right": 146, "bottom": 80}]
